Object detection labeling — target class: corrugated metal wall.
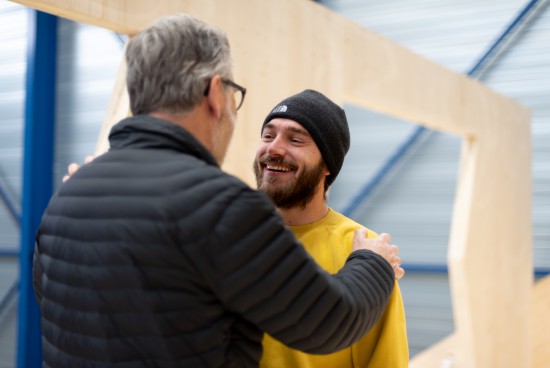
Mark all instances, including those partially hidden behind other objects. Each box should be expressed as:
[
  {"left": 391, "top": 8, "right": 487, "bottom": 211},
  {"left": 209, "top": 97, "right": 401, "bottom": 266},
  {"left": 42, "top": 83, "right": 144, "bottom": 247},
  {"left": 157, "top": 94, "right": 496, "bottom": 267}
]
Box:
[
  {"left": 0, "top": 3, "right": 26, "bottom": 366},
  {"left": 483, "top": 4, "right": 550, "bottom": 268},
  {"left": 54, "top": 18, "right": 122, "bottom": 186},
  {"left": 0, "top": 2, "right": 26, "bottom": 255},
  {"left": 321, "top": 0, "right": 550, "bottom": 358},
  {"left": 0, "top": 4, "right": 121, "bottom": 366}
]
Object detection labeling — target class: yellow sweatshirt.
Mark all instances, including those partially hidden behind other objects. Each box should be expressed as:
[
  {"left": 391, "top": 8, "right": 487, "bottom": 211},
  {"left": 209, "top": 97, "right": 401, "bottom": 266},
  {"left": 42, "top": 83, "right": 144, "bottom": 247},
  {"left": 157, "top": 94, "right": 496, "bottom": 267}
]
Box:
[{"left": 260, "top": 209, "right": 408, "bottom": 368}]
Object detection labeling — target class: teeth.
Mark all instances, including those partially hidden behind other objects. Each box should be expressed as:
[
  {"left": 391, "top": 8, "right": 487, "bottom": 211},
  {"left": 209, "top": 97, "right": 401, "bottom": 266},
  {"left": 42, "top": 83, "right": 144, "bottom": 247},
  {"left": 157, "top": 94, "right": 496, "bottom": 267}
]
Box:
[{"left": 267, "top": 165, "right": 291, "bottom": 172}]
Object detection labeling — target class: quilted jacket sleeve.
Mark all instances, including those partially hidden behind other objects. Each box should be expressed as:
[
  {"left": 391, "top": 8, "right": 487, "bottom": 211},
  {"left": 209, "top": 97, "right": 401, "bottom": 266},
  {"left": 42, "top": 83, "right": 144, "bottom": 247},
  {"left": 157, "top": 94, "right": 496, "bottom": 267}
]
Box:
[
  {"left": 197, "top": 186, "right": 395, "bottom": 354},
  {"left": 32, "top": 242, "right": 44, "bottom": 306}
]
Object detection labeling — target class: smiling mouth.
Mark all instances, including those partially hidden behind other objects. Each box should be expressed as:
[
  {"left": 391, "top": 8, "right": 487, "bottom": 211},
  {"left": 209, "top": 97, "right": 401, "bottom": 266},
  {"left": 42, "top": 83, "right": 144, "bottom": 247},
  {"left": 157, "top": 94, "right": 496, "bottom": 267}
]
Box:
[
  {"left": 266, "top": 165, "right": 292, "bottom": 172},
  {"left": 259, "top": 155, "right": 297, "bottom": 174}
]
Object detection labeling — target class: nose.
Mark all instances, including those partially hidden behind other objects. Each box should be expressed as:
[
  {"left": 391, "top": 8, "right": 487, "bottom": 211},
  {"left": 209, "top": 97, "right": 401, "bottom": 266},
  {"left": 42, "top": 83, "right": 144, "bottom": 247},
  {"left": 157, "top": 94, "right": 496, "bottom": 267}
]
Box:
[{"left": 265, "top": 136, "right": 286, "bottom": 157}]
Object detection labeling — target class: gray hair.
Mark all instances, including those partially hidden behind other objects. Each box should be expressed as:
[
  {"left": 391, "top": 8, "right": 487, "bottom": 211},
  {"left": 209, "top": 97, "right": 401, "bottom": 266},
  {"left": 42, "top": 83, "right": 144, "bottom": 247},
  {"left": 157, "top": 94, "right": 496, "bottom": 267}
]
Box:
[{"left": 126, "top": 14, "right": 233, "bottom": 115}]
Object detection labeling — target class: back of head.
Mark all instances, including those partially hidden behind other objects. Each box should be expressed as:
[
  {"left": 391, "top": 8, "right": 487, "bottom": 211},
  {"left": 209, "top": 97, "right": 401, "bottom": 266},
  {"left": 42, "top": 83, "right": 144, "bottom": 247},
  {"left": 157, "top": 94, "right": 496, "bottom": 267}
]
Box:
[{"left": 126, "top": 14, "right": 233, "bottom": 116}]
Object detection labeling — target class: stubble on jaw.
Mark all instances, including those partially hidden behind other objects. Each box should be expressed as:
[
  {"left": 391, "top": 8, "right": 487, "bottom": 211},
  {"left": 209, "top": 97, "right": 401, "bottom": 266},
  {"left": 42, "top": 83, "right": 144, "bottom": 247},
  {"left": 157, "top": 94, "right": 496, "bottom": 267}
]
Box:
[{"left": 253, "top": 155, "right": 325, "bottom": 209}]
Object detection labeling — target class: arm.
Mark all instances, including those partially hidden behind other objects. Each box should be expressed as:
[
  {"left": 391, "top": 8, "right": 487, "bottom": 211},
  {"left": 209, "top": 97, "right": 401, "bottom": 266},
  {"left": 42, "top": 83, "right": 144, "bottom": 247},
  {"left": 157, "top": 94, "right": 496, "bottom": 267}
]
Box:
[
  {"left": 32, "top": 242, "right": 43, "bottom": 306},
  {"left": 198, "top": 188, "right": 395, "bottom": 354}
]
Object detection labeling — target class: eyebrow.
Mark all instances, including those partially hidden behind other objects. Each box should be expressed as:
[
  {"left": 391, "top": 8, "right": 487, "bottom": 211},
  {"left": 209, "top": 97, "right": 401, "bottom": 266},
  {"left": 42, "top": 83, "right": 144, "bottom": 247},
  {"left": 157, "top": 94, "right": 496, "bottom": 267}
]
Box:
[{"left": 263, "top": 122, "right": 311, "bottom": 137}]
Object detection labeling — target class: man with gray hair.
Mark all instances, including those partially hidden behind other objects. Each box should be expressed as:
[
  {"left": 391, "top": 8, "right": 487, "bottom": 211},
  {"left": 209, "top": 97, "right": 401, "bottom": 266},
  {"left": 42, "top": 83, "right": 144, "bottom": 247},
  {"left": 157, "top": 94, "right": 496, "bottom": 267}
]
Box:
[{"left": 33, "top": 14, "right": 403, "bottom": 368}]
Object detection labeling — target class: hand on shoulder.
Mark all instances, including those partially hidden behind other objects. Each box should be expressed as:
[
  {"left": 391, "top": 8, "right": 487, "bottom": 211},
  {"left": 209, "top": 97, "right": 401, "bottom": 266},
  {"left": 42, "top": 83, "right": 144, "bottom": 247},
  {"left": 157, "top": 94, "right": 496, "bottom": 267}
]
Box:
[
  {"left": 352, "top": 229, "right": 405, "bottom": 280},
  {"left": 62, "top": 155, "right": 95, "bottom": 182}
]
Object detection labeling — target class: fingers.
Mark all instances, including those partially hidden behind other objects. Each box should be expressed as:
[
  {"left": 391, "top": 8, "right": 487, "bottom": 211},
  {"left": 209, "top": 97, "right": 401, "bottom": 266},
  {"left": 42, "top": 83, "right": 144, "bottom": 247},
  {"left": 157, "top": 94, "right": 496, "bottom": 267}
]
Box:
[
  {"left": 388, "top": 243, "right": 403, "bottom": 280},
  {"left": 63, "top": 155, "right": 95, "bottom": 183},
  {"left": 67, "top": 163, "right": 81, "bottom": 176},
  {"left": 353, "top": 230, "right": 405, "bottom": 280},
  {"left": 352, "top": 228, "right": 369, "bottom": 253},
  {"left": 354, "top": 228, "right": 368, "bottom": 239},
  {"left": 63, "top": 163, "right": 80, "bottom": 183},
  {"left": 394, "top": 266, "right": 405, "bottom": 281},
  {"left": 378, "top": 232, "right": 392, "bottom": 243}
]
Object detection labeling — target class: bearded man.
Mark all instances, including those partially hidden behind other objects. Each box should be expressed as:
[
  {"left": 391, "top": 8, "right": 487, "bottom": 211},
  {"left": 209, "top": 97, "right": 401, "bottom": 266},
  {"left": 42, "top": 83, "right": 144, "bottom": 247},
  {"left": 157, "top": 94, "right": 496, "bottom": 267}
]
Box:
[{"left": 254, "top": 90, "right": 409, "bottom": 368}]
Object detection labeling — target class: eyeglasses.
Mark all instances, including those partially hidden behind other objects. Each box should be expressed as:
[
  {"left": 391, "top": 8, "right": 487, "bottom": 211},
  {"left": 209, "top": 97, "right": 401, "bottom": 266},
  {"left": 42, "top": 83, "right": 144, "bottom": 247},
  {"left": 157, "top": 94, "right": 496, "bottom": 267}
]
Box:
[
  {"left": 203, "top": 78, "right": 247, "bottom": 111},
  {"left": 222, "top": 79, "right": 247, "bottom": 111}
]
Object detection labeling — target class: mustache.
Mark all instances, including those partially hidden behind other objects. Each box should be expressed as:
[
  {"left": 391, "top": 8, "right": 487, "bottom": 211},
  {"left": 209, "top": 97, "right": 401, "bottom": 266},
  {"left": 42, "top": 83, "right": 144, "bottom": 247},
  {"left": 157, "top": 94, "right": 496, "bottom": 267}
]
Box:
[{"left": 258, "top": 155, "right": 298, "bottom": 170}]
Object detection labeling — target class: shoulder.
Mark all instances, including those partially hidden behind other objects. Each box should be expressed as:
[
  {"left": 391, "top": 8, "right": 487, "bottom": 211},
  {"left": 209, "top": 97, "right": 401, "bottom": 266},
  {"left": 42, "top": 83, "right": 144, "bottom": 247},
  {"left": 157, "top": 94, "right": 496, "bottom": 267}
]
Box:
[{"left": 329, "top": 209, "right": 379, "bottom": 238}]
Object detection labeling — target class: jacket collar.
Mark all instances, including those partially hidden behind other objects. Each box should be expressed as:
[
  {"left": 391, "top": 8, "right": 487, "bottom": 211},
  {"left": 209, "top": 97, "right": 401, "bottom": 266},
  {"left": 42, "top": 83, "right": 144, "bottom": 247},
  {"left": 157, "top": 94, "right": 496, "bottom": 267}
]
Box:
[{"left": 109, "top": 114, "right": 219, "bottom": 167}]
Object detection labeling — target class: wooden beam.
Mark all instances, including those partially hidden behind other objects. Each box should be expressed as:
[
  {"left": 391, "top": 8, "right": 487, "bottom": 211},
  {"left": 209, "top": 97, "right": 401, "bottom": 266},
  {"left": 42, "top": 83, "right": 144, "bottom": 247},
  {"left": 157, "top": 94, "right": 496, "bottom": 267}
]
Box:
[
  {"left": 532, "top": 275, "right": 550, "bottom": 367},
  {"left": 10, "top": 0, "right": 161, "bottom": 35},
  {"left": 409, "top": 333, "right": 458, "bottom": 368},
  {"left": 447, "top": 108, "right": 532, "bottom": 367}
]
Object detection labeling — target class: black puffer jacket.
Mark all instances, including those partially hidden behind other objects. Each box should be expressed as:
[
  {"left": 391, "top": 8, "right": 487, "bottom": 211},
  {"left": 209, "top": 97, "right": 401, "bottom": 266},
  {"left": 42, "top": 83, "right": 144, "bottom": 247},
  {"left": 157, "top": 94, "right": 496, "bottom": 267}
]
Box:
[{"left": 34, "top": 115, "right": 395, "bottom": 368}]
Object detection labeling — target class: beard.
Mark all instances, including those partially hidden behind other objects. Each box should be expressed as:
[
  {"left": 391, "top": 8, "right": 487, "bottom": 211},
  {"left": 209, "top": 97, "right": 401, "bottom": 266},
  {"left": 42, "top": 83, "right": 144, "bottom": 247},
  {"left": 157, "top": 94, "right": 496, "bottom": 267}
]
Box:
[{"left": 254, "top": 155, "right": 325, "bottom": 209}]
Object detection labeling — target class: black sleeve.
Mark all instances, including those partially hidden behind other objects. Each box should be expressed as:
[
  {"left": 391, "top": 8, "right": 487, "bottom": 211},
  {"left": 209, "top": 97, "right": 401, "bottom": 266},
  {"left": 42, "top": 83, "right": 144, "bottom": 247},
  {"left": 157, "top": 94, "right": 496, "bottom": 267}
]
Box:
[
  {"left": 197, "top": 187, "right": 395, "bottom": 354},
  {"left": 32, "top": 241, "right": 44, "bottom": 306}
]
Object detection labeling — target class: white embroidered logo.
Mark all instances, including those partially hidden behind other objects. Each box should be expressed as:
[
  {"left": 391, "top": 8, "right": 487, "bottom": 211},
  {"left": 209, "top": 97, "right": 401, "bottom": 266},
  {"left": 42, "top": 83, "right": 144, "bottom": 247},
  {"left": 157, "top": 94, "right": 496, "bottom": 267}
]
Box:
[{"left": 272, "top": 105, "right": 287, "bottom": 113}]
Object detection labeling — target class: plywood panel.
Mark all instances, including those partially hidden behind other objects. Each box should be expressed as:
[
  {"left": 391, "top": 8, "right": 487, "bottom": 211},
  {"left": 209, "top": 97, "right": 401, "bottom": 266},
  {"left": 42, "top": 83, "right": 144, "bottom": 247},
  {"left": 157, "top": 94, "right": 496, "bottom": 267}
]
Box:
[
  {"left": 532, "top": 275, "right": 550, "bottom": 367},
  {"left": 409, "top": 333, "right": 458, "bottom": 368},
  {"left": 447, "top": 118, "right": 532, "bottom": 367}
]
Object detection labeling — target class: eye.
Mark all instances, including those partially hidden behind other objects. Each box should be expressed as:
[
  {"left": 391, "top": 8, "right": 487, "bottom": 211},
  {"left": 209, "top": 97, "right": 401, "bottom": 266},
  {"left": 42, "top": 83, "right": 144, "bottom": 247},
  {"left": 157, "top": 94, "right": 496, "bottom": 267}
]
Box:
[{"left": 261, "top": 133, "right": 274, "bottom": 141}]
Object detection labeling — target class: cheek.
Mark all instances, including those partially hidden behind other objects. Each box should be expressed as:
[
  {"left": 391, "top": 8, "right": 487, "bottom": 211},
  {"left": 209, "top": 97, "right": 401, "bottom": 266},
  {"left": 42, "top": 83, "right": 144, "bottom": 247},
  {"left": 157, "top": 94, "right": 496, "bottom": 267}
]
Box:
[{"left": 256, "top": 144, "right": 268, "bottom": 158}]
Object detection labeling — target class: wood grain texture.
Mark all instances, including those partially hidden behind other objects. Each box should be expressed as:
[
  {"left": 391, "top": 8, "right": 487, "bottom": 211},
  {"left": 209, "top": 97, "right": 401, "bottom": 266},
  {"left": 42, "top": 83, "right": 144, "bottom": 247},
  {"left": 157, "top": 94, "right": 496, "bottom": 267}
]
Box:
[{"left": 532, "top": 275, "right": 550, "bottom": 368}]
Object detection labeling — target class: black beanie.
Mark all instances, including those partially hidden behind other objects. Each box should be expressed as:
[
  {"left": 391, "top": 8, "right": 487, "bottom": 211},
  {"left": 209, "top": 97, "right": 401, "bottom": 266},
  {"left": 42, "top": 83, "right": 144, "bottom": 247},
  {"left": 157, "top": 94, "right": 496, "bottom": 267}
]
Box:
[{"left": 262, "top": 89, "right": 350, "bottom": 187}]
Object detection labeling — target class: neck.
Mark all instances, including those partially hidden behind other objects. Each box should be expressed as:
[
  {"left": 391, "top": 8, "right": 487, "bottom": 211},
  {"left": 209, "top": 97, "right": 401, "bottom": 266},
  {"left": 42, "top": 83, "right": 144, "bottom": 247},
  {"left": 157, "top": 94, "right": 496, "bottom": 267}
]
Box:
[
  {"left": 149, "top": 103, "right": 216, "bottom": 157},
  {"left": 278, "top": 187, "right": 329, "bottom": 226}
]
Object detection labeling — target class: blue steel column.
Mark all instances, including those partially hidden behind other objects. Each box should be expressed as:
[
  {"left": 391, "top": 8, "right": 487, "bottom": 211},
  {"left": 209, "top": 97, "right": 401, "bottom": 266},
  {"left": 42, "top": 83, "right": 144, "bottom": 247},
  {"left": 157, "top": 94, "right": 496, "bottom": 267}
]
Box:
[{"left": 17, "top": 10, "right": 57, "bottom": 368}]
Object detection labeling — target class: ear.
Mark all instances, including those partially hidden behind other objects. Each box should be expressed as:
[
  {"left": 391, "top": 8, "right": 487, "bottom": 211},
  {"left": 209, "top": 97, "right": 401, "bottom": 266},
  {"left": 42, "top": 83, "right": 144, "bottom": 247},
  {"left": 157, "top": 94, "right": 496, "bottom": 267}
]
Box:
[{"left": 205, "top": 75, "right": 225, "bottom": 119}]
